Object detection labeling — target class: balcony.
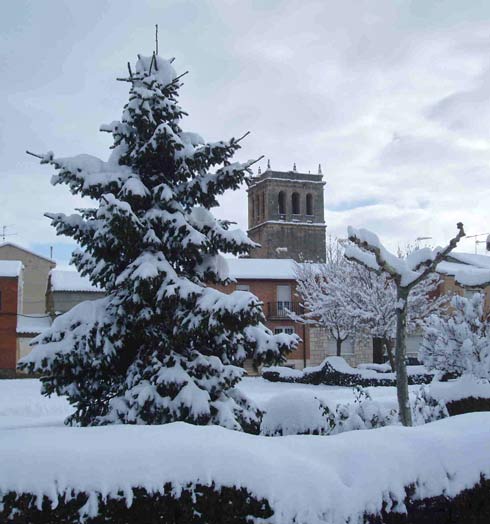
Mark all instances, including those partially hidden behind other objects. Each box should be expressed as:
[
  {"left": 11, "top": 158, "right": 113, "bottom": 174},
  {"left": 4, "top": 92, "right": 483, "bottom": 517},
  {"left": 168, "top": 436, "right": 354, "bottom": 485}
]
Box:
[{"left": 266, "top": 301, "right": 303, "bottom": 319}]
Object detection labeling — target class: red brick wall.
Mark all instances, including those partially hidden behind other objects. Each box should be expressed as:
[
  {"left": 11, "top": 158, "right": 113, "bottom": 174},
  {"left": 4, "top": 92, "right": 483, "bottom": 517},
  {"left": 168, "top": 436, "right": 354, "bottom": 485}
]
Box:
[
  {"left": 213, "top": 278, "right": 309, "bottom": 364},
  {"left": 0, "top": 277, "right": 19, "bottom": 369}
]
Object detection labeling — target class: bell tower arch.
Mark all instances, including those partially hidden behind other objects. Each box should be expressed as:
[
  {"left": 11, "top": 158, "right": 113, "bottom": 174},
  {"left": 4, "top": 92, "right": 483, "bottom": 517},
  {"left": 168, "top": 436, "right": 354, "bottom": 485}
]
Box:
[{"left": 247, "top": 163, "right": 326, "bottom": 262}]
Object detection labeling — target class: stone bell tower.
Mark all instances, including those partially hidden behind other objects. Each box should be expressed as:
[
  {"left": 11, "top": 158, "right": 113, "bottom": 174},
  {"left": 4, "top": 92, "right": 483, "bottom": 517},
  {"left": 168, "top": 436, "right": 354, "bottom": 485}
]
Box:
[{"left": 247, "top": 162, "right": 326, "bottom": 262}]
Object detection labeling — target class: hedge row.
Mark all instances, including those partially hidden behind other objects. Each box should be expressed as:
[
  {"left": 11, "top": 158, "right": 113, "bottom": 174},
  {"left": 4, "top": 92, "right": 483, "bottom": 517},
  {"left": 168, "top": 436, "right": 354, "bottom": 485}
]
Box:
[
  {"left": 366, "top": 476, "right": 490, "bottom": 524},
  {"left": 2, "top": 477, "right": 489, "bottom": 523},
  {"left": 0, "top": 483, "right": 273, "bottom": 524},
  {"left": 263, "top": 359, "right": 432, "bottom": 387},
  {"left": 446, "top": 397, "right": 490, "bottom": 417}
]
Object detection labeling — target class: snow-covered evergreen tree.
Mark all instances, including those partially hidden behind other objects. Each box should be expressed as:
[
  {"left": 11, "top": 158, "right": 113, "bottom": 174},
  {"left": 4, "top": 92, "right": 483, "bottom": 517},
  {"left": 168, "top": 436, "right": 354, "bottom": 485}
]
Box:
[
  {"left": 420, "top": 292, "right": 490, "bottom": 380},
  {"left": 19, "top": 52, "right": 297, "bottom": 432}
]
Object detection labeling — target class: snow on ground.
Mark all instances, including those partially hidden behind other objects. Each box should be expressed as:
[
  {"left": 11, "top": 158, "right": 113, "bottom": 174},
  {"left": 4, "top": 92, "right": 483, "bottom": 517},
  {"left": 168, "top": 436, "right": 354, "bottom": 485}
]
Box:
[
  {"left": 0, "top": 377, "right": 423, "bottom": 430},
  {"left": 0, "top": 379, "right": 71, "bottom": 430}
]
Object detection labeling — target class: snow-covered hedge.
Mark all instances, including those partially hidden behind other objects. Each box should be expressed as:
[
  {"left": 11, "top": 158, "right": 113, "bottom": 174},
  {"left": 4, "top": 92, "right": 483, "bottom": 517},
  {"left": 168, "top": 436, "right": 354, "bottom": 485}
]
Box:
[
  {"left": 427, "top": 376, "right": 490, "bottom": 417},
  {"left": 2, "top": 416, "right": 490, "bottom": 523},
  {"left": 260, "top": 386, "right": 445, "bottom": 437},
  {"left": 263, "top": 357, "right": 433, "bottom": 387}
]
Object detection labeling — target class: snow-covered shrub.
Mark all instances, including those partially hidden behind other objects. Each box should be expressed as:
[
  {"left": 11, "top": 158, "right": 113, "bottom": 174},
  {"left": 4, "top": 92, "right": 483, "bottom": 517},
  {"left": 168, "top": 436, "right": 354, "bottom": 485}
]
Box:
[
  {"left": 19, "top": 51, "right": 297, "bottom": 431},
  {"left": 321, "top": 386, "right": 398, "bottom": 434},
  {"left": 260, "top": 392, "right": 329, "bottom": 436},
  {"left": 261, "top": 386, "right": 398, "bottom": 437},
  {"left": 420, "top": 293, "right": 490, "bottom": 380},
  {"left": 412, "top": 385, "right": 449, "bottom": 426},
  {"left": 261, "top": 383, "right": 452, "bottom": 437}
]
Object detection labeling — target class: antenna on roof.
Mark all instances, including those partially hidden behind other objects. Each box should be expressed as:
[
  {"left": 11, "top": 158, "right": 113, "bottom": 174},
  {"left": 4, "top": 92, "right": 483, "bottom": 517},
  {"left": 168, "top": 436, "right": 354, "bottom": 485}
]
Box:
[
  {"left": 466, "top": 232, "right": 490, "bottom": 254},
  {"left": 258, "top": 166, "right": 262, "bottom": 175},
  {"left": 1, "top": 225, "right": 17, "bottom": 243},
  {"left": 293, "top": 162, "right": 297, "bottom": 172},
  {"left": 155, "top": 24, "right": 159, "bottom": 55}
]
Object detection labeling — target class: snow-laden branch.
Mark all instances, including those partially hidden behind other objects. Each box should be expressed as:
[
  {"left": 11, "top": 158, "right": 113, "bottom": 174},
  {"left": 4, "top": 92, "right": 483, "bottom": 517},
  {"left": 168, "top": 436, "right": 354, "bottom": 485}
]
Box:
[{"left": 346, "top": 223, "right": 465, "bottom": 289}]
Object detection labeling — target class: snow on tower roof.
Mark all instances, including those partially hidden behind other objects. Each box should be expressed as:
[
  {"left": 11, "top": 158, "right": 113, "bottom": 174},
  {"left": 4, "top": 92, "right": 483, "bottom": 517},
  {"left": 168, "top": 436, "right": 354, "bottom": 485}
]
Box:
[
  {"left": 0, "top": 260, "right": 23, "bottom": 277},
  {"left": 50, "top": 269, "right": 102, "bottom": 293},
  {"left": 0, "top": 242, "right": 55, "bottom": 264}
]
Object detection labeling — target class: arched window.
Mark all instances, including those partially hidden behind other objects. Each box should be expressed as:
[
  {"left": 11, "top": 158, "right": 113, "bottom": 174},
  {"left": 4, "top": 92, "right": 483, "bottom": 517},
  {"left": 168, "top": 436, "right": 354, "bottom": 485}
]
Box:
[
  {"left": 278, "top": 191, "right": 286, "bottom": 215},
  {"left": 255, "top": 195, "right": 260, "bottom": 221},
  {"left": 262, "top": 192, "right": 266, "bottom": 219},
  {"left": 306, "top": 193, "right": 313, "bottom": 216},
  {"left": 291, "top": 192, "right": 300, "bottom": 215}
]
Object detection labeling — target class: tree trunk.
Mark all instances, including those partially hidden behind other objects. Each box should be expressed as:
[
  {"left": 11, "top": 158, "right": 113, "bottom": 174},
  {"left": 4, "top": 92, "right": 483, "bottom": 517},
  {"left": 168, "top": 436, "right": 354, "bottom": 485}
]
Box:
[
  {"left": 396, "top": 287, "right": 412, "bottom": 427},
  {"left": 336, "top": 338, "right": 342, "bottom": 357},
  {"left": 383, "top": 338, "right": 395, "bottom": 371}
]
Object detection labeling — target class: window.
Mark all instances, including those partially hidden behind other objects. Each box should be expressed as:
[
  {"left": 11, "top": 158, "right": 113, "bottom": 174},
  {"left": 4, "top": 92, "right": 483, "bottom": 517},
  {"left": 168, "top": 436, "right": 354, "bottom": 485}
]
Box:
[
  {"left": 236, "top": 284, "right": 250, "bottom": 292},
  {"left": 306, "top": 193, "right": 313, "bottom": 215},
  {"left": 278, "top": 191, "right": 286, "bottom": 215},
  {"left": 277, "top": 285, "right": 291, "bottom": 316},
  {"left": 255, "top": 195, "right": 260, "bottom": 221},
  {"left": 261, "top": 192, "right": 266, "bottom": 219},
  {"left": 274, "top": 327, "right": 295, "bottom": 335},
  {"left": 291, "top": 192, "right": 300, "bottom": 215}
]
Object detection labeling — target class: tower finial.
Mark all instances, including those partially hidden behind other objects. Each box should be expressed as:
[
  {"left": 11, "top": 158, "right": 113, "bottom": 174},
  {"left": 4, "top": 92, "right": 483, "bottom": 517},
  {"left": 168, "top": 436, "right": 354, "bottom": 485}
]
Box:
[
  {"left": 293, "top": 162, "right": 297, "bottom": 172},
  {"left": 155, "top": 24, "right": 159, "bottom": 55},
  {"left": 318, "top": 163, "right": 322, "bottom": 175},
  {"left": 267, "top": 159, "right": 271, "bottom": 170},
  {"left": 258, "top": 166, "right": 262, "bottom": 175}
]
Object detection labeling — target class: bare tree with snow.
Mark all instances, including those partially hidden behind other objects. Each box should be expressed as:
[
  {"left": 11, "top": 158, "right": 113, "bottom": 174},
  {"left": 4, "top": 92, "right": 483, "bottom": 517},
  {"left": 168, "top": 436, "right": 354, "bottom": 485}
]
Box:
[
  {"left": 294, "top": 238, "right": 448, "bottom": 367},
  {"left": 345, "top": 223, "right": 465, "bottom": 426}
]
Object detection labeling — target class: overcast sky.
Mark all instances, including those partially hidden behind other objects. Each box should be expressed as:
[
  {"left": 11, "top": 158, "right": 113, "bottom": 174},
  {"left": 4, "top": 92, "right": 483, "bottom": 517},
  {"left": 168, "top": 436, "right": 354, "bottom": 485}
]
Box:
[{"left": 2, "top": 0, "right": 490, "bottom": 265}]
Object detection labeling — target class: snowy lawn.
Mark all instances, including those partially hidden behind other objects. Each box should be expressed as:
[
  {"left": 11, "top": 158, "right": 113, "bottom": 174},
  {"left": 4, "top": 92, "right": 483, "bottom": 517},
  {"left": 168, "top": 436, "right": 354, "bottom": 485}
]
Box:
[{"left": 0, "top": 377, "right": 423, "bottom": 430}]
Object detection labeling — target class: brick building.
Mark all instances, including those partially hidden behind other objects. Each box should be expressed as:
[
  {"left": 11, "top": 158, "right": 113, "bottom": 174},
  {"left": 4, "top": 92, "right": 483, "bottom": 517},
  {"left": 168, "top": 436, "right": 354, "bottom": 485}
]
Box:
[
  {"left": 0, "top": 243, "right": 55, "bottom": 314},
  {"left": 0, "top": 246, "right": 53, "bottom": 372},
  {"left": 0, "top": 261, "right": 23, "bottom": 370}
]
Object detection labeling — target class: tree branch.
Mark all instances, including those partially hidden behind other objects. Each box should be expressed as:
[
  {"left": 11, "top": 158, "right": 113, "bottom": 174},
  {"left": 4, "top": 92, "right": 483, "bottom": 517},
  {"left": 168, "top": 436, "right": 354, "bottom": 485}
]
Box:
[{"left": 408, "top": 222, "right": 465, "bottom": 290}]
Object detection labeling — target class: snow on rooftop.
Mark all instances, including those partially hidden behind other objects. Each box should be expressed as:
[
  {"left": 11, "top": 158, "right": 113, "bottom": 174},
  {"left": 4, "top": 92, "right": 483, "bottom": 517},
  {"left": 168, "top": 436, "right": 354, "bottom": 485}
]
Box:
[
  {"left": 0, "top": 260, "right": 23, "bottom": 277},
  {"left": 226, "top": 258, "right": 299, "bottom": 280},
  {"left": 0, "top": 242, "right": 55, "bottom": 264},
  {"left": 449, "top": 252, "right": 490, "bottom": 270},
  {"left": 50, "top": 269, "right": 102, "bottom": 293},
  {"left": 437, "top": 254, "right": 490, "bottom": 287},
  {"left": 50, "top": 260, "right": 318, "bottom": 287},
  {"left": 17, "top": 315, "right": 51, "bottom": 335}
]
